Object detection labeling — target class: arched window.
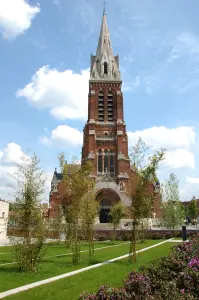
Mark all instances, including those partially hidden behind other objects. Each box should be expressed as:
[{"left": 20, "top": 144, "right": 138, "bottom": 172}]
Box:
[
  {"left": 108, "top": 92, "right": 113, "bottom": 121},
  {"left": 97, "top": 149, "right": 115, "bottom": 176},
  {"left": 104, "top": 62, "right": 108, "bottom": 74},
  {"left": 110, "top": 154, "right": 115, "bottom": 175},
  {"left": 98, "top": 91, "right": 104, "bottom": 121},
  {"left": 98, "top": 149, "right": 103, "bottom": 173},
  {"left": 104, "top": 150, "right": 108, "bottom": 173}
]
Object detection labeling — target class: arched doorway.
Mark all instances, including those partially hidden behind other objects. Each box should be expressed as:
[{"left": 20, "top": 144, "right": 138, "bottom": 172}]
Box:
[{"left": 96, "top": 189, "right": 120, "bottom": 223}]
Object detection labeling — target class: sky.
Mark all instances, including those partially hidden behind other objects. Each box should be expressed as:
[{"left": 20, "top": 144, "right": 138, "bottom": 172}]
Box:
[{"left": 0, "top": 0, "right": 199, "bottom": 202}]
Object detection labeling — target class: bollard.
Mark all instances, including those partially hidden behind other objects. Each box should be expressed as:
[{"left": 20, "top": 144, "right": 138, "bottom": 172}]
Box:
[{"left": 182, "top": 225, "right": 187, "bottom": 241}]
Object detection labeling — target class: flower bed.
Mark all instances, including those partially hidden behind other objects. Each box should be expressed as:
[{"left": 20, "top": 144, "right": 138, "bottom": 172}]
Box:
[
  {"left": 79, "top": 233, "right": 199, "bottom": 299},
  {"left": 93, "top": 230, "right": 198, "bottom": 241}
]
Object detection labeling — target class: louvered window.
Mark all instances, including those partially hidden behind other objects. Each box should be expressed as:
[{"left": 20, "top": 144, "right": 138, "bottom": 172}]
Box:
[
  {"left": 108, "top": 92, "right": 113, "bottom": 121},
  {"left": 98, "top": 92, "right": 104, "bottom": 121},
  {"left": 104, "top": 62, "right": 108, "bottom": 74}
]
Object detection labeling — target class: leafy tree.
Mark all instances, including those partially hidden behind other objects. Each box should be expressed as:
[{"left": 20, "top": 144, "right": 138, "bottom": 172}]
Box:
[
  {"left": 49, "top": 205, "right": 64, "bottom": 241},
  {"left": 80, "top": 186, "right": 99, "bottom": 258},
  {"left": 189, "top": 196, "right": 198, "bottom": 221},
  {"left": 9, "top": 153, "right": 46, "bottom": 272},
  {"left": 109, "top": 202, "right": 125, "bottom": 240},
  {"left": 161, "top": 173, "right": 185, "bottom": 230},
  {"left": 128, "top": 137, "right": 165, "bottom": 262},
  {"left": 58, "top": 153, "right": 94, "bottom": 264}
]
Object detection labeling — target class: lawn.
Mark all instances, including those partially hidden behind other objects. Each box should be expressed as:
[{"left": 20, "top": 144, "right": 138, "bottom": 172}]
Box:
[
  {"left": 0, "top": 240, "right": 162, "bottom": 293},
  {"left": 0, "top": 240, "right": 125, "bottom": 265},
  {"left": 1, "top": 242, "right": 176, "bottom": 300}
]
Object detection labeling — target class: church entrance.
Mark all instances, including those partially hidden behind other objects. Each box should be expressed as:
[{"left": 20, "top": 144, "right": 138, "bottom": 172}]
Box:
[
  {"left": 96, "top": 189, "right": 120, "bottom": 223},
  {"left": 100, "top": 208, "right": 111, "bottom": 223}
]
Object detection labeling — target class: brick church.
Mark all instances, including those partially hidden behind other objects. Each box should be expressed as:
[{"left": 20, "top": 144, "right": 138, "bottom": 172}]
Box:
[{"left": 49, "top": 10, "right": 162, "bottom": 222}]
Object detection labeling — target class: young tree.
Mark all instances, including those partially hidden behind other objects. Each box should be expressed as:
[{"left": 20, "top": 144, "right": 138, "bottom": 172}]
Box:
[
  {"left": 128, "top": 138, "right": 165, "bottom": 263},
  {"left": 49, "top": 205, "right": 64, "bottom": 241},
  {"left": 9, "top": 153, "right": 46, "bottom": 272},
  {"left": 80, "top": 186, "right": 99, "bottom": 258},
  {"left": 58, "top": 153, "right": 94, "bottom": 264},
  {"left": 109, "top": 202, "right": 125, "bottom": 240},
  {"left": 161, "top": 173, "right": 185, "bottom": 230},
  {"left": 189, "top": 196, "right": 198, "bottom": 223}
]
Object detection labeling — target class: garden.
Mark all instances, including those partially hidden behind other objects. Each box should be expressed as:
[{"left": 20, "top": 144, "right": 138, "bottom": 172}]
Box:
[
  {"left": 0, "top": 239, "right": 176, "bottom": 299},
  {"left": 79, "top": 233, "right": 199, "bottom": 300}
]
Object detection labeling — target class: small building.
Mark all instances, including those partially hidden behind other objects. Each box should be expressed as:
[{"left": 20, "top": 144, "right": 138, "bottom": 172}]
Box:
[{"left": 0, "top": 199, "right": 9, "bottom": 238}]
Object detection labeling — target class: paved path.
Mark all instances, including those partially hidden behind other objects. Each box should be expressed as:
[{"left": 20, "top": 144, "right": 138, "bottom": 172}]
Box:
[
  {"left": 0, "top": 238, "right": 10, "bottom": 247},
  {"left": 0, "top": 239, "right": 171, "bottom": 299}
]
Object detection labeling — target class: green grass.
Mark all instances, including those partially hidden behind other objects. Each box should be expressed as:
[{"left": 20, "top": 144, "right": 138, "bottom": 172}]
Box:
[
  {"left": 0, "top": 241, "right": 125, "bottom": 265},
  {"left": 0, "top": 240, "right": 162, "bottom": 293},
  {"left": 3, "top": 242, "right": 176, "bottom": 300}
]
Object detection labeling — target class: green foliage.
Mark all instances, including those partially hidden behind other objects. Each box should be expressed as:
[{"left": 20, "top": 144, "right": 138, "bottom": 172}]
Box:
[
  {"left": 109, "top": 202, "right": 125, "bottom": 240},
  {"left": 49, "top": 206, "right": 64, "bottom": 241},
  {"left": 162, "top": 173, "right": 185, "bottom": 229},
  {"left": 58, "top": 154, "right": 95, "bottom": 264},
  {"left": 189, "top": 197, "right": 198, "bottom": 220},
  {"left": 9, "top": 153, "right": 46, "bottom": 272},
  {"left": 129, "top": 137, "right": 165, "bottom": 262},
  {"left": 80, "top": 190, "right": 99, "bottom": 258}
]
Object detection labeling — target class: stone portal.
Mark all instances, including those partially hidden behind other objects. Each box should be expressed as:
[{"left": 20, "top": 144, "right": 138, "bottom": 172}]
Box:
[{"left": 96, "top": 189, "right": 120, "bottom": 223}]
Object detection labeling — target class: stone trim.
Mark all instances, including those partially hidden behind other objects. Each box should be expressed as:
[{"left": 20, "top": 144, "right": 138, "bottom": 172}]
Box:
[
  {"left": 89, "top": 130, "right": 95, "bottom": 135},
  {"left": 117, "top": 130, "right": 123, "bottom": 135},
  {"left": 88, "top": 119, "right": 96, "bottom": 124}
]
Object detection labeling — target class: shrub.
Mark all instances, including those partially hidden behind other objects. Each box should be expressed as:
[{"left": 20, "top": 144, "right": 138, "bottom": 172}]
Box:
[
  {"left": 124, "top": 271, "right": 151, "bottom": 299},
  {"left": 79, "top": 233, "right": 199, "bottom": 300},
  {"left": 79, "top": 286, "right": 131, "bottom": 300}
]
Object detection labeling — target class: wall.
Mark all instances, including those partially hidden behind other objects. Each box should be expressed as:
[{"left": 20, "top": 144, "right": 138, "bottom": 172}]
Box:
[{"left": 0, "top": 200, "right": 9, "bottom": 238}]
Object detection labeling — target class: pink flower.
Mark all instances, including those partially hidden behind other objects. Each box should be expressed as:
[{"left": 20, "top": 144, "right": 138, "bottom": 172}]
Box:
[{"left": 180, "top": 289, "right": 185, "bottom": 294}]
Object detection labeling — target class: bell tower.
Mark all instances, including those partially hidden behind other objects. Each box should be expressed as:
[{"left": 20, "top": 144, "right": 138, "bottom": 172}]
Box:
[{"left": 82, "top": 10, "right": 130, "bottom": 185}]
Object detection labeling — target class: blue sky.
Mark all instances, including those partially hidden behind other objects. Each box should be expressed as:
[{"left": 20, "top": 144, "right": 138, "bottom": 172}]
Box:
[{"left": 0, "top": 0, "right": 199, "bottom": 202}]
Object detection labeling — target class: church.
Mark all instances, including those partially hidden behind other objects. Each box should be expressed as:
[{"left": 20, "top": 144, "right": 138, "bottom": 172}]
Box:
[{"left": 49, "top": 10, "right": 162, "bottom": 223}]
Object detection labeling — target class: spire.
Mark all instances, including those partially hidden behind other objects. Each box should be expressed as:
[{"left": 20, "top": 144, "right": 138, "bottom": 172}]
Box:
[
  {"left": 103, "top": 0, "right": 106, "bottom": 15},
  {"left": 96, "top": 11, "right": 114, "bottom": 61},
  {"left": 90, "top": 11, "right": 120, "bottom": 81}
]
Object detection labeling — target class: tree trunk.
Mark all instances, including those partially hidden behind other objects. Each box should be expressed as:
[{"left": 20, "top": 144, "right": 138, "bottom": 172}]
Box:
[
  {"left": 129, "top": 221, "right": 137, "bottom": 263},
  {"left": 113, "top": 224, "right": 116, "bottom": 241}
]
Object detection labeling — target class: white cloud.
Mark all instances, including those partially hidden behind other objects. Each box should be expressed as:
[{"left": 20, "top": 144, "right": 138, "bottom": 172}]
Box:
[
  {"left": 0, "top": 142, "right": 51, "bottom": 202},
  {"left": 3, "top": 142, "right": 26, "bottom": 164},
  {"left": 16, "top": 66, "right": 90, "bottom": 121},
  {"left": 0, "top": 0, "right": 40, "bottom": 39},
  {"left": 163, "top": 149, "right": 195, "bottom": 169},
  {"left": 0, "top": 151, "right": 3, "bottom": 159},
  {"left": 128, "top": 126, "right": 195, "bottom": 170},
  {"left": 122, "top": 76, "right": 140, "bottom": 92},
  {"left": 177, "top": 32, "right": 199, "bottom": 56},
  {"left": 180, "top": 177, "right": 199, "bottom": 201},
  {"left": 40, "top": 136, "right": 52, "bottom": 146},
  {"left": 40, "top": 125, "right": 83, "bottom": 147},
  {"left": 186, "top": 177, "right": 199, "bottom": 184},
  {"left": 128, "top": 126, "right": 195, "bottom": 151}
]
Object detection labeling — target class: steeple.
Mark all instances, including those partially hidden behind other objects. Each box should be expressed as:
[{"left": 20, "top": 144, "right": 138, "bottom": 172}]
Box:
[{"left": 90, "top": 11, "right": 121, "bottom": 81}]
